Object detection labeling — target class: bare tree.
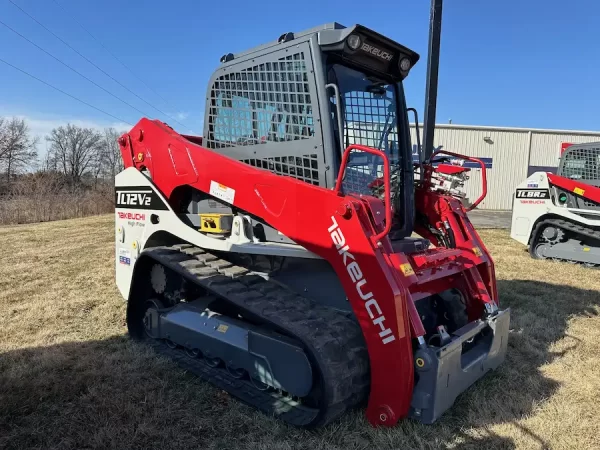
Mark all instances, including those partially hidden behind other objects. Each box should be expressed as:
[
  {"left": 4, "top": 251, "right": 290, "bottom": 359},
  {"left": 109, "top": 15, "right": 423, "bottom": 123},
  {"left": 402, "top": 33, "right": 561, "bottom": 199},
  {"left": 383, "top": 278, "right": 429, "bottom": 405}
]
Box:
[
  {"left": 99, "top": 128, "right": 125, "bottom": 181},
  {"left": 46, "top": 124, "right": 103, "bottom": 184},
  {"left": 0, "top": 117, "right": 6, "bottom": 159},
  {"left": 0, "top": 117, "right": 38, "bottom": 183}
]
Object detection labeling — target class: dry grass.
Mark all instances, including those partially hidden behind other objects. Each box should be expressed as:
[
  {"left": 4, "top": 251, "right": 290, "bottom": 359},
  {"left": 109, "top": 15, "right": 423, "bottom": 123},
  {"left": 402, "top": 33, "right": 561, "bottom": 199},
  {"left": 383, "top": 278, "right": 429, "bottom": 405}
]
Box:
[{"left": 1, "top": 215, "right": 599, "bottom": 450}]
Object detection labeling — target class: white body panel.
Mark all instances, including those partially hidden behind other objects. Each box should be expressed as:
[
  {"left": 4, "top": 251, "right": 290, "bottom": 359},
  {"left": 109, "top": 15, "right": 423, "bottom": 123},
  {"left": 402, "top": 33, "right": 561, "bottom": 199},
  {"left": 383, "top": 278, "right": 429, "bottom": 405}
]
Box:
[
  {"left": 114, "top": 168, "right": 319, "bottom": 300},
  {"left": 510, "top": 171, "right": 600, "bottom": 245}
]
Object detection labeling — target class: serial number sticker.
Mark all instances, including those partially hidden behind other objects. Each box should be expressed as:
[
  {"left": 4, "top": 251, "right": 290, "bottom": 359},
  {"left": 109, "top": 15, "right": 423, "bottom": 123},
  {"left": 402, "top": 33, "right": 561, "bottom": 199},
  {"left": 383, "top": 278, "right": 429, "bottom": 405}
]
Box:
[
  {"left": 399, "top": 263, "right": 415, "bottom": 276},
  {"left": 209, "top": 180, "right": 236, "bottom": 204},
  {"left": 574, "top": 187, "right": 585, "bottom": 196},
  {"left": 217, "top": 324, "right": 229, "bottom": 333},
  {"left": 118, "top": 248, "right": 132, "bottom": 265}
]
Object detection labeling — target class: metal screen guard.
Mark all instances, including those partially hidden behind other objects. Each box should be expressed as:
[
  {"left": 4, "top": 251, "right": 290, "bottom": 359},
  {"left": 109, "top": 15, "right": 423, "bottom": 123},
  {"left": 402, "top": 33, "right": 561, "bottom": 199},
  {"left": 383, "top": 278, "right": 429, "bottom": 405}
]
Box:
[
  {"left": 335, "top": 144, "right": 392, "bottom": 243},
  {"left": 559, "top": 145, "right": 600, "bottom": 184},
  {"left": 327, "top": 64, "right": 401, "bottom": 204},
  {"left": 431, "top": 150, "right": 488, "bottom": 211}
]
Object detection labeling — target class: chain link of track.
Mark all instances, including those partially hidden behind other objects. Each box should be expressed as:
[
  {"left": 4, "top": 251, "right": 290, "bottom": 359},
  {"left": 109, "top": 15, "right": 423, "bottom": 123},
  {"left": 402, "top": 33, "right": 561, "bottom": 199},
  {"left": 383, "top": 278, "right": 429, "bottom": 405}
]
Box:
[
  {"left": 532, "top": 218, "right": 600, "bottom": 267},
  {"left": 137, "top": 244, "right": 370, "bottom": 428}
]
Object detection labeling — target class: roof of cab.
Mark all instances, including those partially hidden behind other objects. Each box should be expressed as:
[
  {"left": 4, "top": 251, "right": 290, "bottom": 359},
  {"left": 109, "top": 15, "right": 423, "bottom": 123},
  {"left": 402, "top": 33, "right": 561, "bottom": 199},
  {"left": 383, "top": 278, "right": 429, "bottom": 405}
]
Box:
[{"left": 223, "top": 22, "right": 347, "bottom": 61}]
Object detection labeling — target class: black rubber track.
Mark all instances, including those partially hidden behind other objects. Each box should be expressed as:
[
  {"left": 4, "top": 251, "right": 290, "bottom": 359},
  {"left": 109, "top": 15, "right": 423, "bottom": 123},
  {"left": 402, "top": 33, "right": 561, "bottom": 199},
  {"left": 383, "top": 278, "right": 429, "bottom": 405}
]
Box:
[
  {"left": 128, "top": 244, "right": 370, "bottom": 428},
  {"left": 530, "top": 218, "right": 600, "bottom": 266}
]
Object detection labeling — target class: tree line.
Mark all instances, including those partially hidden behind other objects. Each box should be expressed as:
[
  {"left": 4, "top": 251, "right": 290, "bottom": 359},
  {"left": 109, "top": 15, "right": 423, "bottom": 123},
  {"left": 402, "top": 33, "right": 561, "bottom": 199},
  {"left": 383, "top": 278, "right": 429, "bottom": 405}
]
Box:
[{"left": 0, "top": 116, "right": 125, "bottom": 224}]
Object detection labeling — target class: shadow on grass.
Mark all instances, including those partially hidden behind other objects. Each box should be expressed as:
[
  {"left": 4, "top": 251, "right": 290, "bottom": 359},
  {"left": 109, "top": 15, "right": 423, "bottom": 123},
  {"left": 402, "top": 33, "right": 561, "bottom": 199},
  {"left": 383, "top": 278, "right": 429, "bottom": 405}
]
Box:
[{"left": 0, "top": 280, "right": 597, "bottom": 450}]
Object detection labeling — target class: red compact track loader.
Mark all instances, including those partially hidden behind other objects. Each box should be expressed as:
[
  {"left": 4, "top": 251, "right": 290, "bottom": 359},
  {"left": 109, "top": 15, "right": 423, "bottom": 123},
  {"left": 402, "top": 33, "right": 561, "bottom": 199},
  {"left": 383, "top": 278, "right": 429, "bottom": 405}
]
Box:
[
  {"left": 511, "top": 142, "right": 600, "bottom": 266},
  {"left": 114, "top": 11, "right": 510, "bottom": 428}
]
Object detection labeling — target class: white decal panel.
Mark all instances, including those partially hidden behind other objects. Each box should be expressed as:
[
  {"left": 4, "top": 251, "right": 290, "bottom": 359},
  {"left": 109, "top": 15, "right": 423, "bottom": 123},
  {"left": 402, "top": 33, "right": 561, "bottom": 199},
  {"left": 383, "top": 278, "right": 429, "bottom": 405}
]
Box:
[{"left": 210, "top": 181, "right": 236, "bottom": 204}]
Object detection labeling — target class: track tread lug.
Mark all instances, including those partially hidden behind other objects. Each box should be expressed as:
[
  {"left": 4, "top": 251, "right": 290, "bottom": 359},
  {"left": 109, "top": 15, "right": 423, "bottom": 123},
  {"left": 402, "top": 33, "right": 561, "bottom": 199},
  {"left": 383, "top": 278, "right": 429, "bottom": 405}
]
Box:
[
  {"left": 188, "top": 266, "right": 219, "bottom": 277},
  {"left": 178, "top": 260, "right": 205, "bottom": 269},
  {"left": 208, "top": 259, "right": 234, "bottom": 270},
  {"left": 182, "top": 247, "right": 206, "bottom": 256},
  {"left": 195, "top": 253, "right": 219, "bottom": 263},
  {"left": 220, "top": 266, "right": 249, "bottom": 278},
  {"left": 172, "top": 243, "right": 193, "bottom": 250}
]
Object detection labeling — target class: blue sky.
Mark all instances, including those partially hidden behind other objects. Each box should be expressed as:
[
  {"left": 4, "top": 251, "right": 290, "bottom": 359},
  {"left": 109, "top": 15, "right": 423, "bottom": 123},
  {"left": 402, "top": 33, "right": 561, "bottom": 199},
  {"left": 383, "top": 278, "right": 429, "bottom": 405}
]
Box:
[{"left": 0, "top": 0, "right": 598, "bottom": 146}]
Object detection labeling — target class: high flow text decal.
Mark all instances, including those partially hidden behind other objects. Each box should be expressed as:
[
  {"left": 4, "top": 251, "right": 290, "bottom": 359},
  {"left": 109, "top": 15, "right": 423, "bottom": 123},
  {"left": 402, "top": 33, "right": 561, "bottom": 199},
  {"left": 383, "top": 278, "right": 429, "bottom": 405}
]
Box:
[
  {"left": 115, "top": 186, "right": 169, "bottom": 210},
  {"left": 328, "top": 216, "right": 395, "bottom": 345}
]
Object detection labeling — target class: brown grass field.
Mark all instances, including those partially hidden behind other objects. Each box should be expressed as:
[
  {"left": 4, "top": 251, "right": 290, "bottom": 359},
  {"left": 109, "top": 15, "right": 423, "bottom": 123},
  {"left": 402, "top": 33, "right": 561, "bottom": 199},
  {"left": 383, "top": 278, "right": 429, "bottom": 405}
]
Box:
[{"left": 1, "top": 215, "right": 599, "bottom": 449}]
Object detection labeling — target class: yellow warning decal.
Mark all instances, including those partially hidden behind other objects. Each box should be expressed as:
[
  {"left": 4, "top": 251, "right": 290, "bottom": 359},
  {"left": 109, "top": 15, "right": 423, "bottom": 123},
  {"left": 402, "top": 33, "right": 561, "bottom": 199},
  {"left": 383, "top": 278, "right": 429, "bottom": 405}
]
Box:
[
  {"left": 583, "top": 247, "right": 590, "bottom": 252},
  {"left": 217, "top": 324, "right": 229, "bottom": 333},
  {"left": 473, "top": 247, "right": 483, "bottom": 257},
  {"left": 574, "top": 187, "right": 585, "bottom": 196},
  {"left": 399, "top": 263, "right": 415, "bottom": 276}
]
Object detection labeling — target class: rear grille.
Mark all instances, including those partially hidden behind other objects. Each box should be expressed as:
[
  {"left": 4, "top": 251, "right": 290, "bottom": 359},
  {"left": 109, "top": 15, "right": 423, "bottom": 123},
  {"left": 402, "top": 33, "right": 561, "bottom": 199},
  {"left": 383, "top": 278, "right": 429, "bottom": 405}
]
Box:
[{"left": 205, "top": 52, "right": 314, "bottom": 148}]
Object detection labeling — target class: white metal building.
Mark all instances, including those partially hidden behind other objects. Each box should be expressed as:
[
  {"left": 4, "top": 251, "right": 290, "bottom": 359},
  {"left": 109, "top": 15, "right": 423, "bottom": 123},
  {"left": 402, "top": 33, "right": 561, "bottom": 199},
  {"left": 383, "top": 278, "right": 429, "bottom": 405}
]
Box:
[{"left": 409, "top": 124, "right": 600, "bottom": 210}]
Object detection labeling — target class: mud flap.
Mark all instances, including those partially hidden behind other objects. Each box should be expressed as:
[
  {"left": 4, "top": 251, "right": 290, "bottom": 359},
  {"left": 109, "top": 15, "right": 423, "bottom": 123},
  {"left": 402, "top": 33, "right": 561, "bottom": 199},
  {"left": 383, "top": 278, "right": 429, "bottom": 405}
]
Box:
[{"left": 409, "top": 308, "right": 510, "bottom": 424}]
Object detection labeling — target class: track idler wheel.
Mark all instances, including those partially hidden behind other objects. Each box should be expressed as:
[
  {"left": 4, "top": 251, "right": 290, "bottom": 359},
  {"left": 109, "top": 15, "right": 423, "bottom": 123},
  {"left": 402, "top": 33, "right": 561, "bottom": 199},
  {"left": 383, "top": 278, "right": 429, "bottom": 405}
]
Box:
[
  {"left": 531, "top": 224, "right": 564, "bottom": 260},
  {"left": 532, "top": 242, "right": 550, "bottom": 260},
  {"left": 143, "top": 299, "right": 165, "bottom": 339}
]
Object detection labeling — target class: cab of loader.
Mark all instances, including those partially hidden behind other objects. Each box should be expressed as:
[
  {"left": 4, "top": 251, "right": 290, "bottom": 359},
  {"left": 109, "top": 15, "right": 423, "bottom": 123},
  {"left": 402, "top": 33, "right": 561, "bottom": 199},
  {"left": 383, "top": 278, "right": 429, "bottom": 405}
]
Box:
[
  {"left": 558, "top": 142, "right": 600, "bottom": 186},
  {"left": 200, "top": 23, "right": 420, "bottom": 239},
  {"left": 556, "top": 142, "right": 600, "bottom": 210}
]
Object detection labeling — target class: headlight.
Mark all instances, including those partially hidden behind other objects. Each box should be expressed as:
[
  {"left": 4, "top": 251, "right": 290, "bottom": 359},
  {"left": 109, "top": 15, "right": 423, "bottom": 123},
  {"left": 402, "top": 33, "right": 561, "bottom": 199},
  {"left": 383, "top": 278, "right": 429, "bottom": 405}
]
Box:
[
  {"left": 399, "top": 57, "right": 411, "bottom": 71},
  {"left": 346, "top": 34, "right": 362, "bottom": 50}
]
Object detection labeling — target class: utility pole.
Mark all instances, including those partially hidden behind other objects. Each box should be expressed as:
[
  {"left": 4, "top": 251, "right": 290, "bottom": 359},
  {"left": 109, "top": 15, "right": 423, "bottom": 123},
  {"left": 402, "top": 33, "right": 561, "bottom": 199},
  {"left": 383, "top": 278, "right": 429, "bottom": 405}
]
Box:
[{"left": 422, "top": 0, "right": 443, "bottom": 162}]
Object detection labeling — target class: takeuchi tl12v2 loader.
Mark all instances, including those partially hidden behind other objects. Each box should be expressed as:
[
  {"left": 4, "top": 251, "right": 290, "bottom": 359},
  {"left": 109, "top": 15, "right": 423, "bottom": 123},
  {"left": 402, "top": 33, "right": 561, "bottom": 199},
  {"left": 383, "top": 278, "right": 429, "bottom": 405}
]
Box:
[
  {"left": 511, "top": 142, "right": 600, "bottom": 267},
  {"left": 114, "top": 19, "right": 510, "bottom": 428}
]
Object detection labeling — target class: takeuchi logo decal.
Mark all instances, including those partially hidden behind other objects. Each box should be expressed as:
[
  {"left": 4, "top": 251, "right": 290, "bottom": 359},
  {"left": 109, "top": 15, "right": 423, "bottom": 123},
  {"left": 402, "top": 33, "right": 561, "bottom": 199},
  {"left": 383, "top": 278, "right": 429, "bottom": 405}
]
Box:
[
  {"left": 328, "top": 216, "right": 396, "bottom": 345},
  {"left": 360, "top": 43, "right": 393, "bottom": 62},
  {"left": 118, "top": 212, "right": 146, "bottom": 221}
]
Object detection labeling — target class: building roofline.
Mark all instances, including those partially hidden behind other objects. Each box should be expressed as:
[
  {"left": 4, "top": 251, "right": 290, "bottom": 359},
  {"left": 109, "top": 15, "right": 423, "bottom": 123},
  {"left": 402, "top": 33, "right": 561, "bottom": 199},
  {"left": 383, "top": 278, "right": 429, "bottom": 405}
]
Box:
[{"left": 409, "top": 123, "right": 600, "bottom": 136}]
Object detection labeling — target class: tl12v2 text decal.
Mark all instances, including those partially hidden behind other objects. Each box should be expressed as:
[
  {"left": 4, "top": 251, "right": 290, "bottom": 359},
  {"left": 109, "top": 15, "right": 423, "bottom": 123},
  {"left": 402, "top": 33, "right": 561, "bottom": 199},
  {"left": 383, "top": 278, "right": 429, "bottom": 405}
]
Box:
[{"left": 115, "top": 186, "right": 169, "bottom": 210}]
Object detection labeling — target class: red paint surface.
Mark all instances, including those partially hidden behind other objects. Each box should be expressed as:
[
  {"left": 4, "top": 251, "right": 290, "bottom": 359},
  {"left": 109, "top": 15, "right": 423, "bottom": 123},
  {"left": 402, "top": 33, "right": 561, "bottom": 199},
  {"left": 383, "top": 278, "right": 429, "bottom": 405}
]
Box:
[
  {"left": 120, "top": 119, "right": 498, "bottom": 426},
  {"left": 548, "top": 173, "right": 600, "bottom": 203}
]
